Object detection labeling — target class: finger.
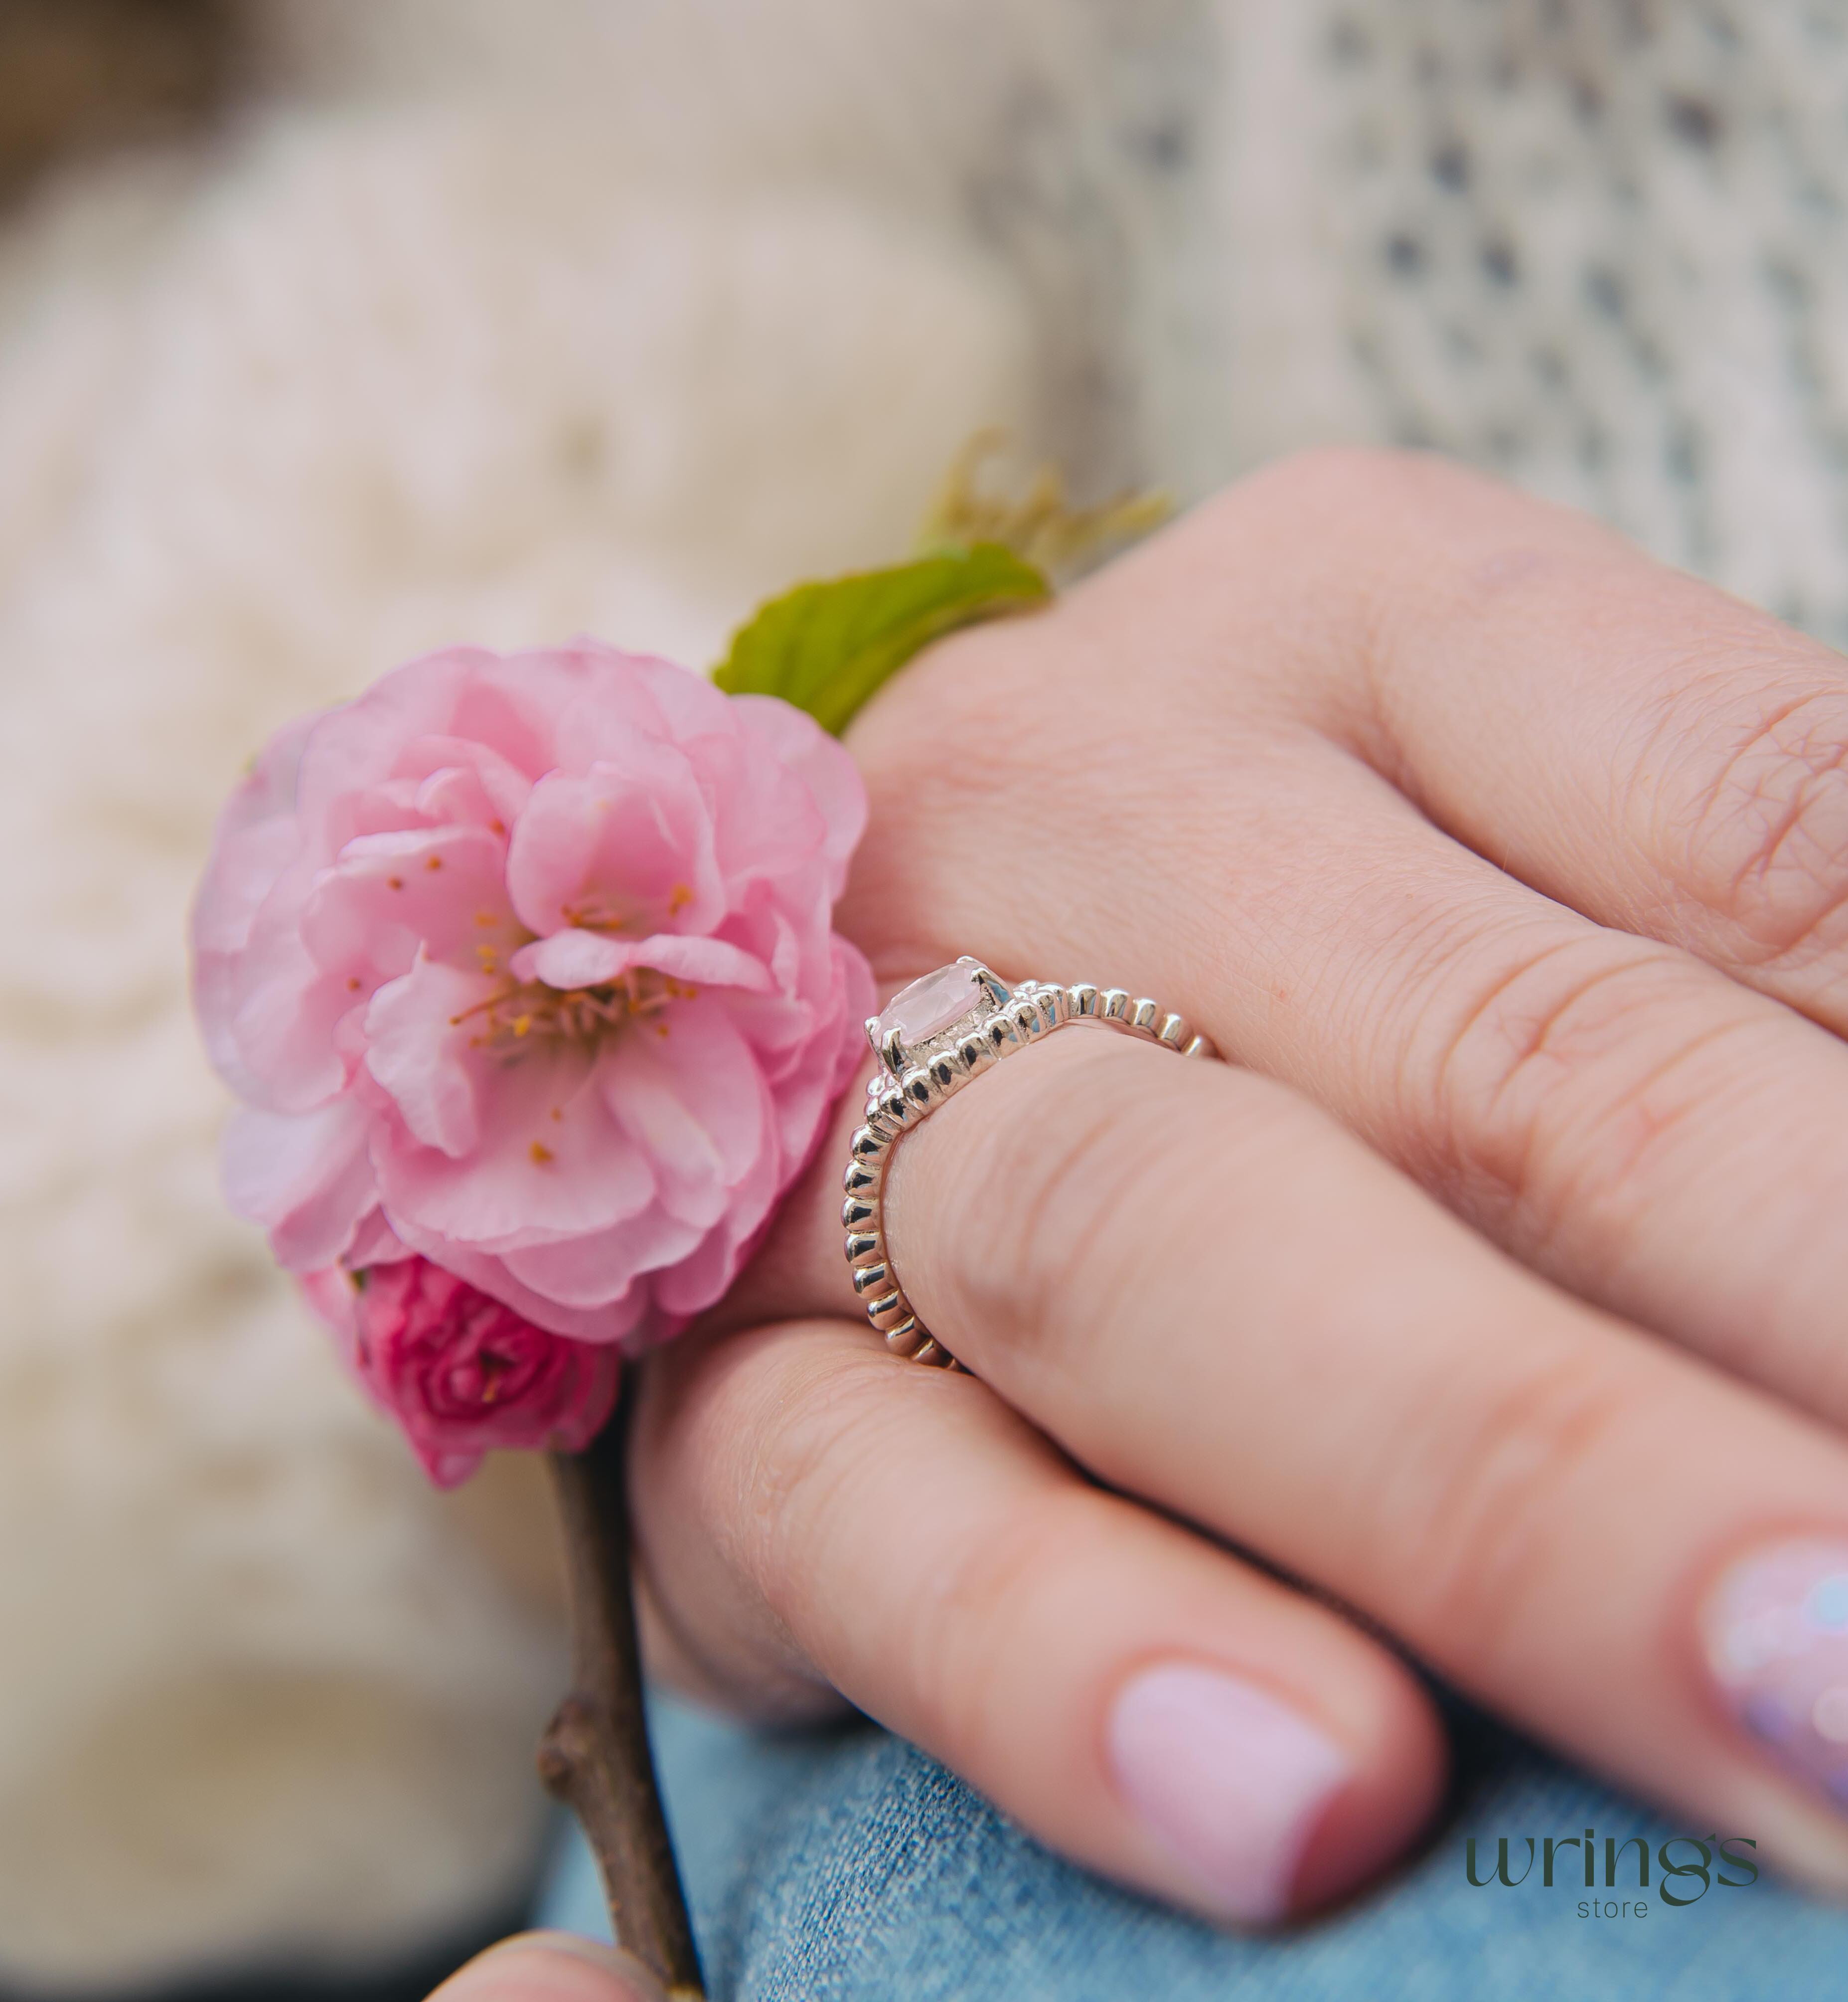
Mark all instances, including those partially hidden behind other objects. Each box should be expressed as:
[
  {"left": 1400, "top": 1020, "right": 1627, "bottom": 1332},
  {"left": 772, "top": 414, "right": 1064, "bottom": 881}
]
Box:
[
  {"left": 429, "top": 1935, "right": 667, "bottom": 2002},
  {"left": 630, "top": 1318, "right": 1444, "bottom": 1925},
  {"left": 1185, "top": 448, "right": 1848, "bottom": 1032},
  {"left": 793, "top": 1022, "right": 1848, "bottom": 1886},
  {"left": 830, "top": 603, "right": 1848, "bottom": 1433}
]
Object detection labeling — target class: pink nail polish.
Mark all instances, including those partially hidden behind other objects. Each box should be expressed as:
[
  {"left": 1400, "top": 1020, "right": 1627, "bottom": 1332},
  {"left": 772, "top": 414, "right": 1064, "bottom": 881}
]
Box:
[
  {"left": 1105, "top": 1662, "right": 1351, "bottom": 1924},
  {"left": 1700, "top": 1537, "right": 1848, "bottom": 1811}
]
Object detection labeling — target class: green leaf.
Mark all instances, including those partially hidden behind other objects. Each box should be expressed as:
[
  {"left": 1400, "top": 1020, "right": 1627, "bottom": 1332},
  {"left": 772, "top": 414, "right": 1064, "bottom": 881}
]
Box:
[{"left": 712, "top": 542, "right": 1050, "bottom": 736}]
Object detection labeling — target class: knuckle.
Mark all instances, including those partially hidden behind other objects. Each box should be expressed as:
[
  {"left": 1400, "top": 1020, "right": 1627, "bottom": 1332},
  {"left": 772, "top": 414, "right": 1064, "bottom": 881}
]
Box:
[
  {"left": 1654, "top": 680, "right": 1848, "bottom": 970},
  {"left": 1223, "top": 444, "right": 1510, "bottom": 549},
  {"left": 1396, "top": 1343, "right": 1640, "bottom": 1666},
  {"left": 741, "top": 1346, "right": 897, "bottom": 1600},
  {"left": 846, "top": 617, "right": 1133, "bottom": 897},
  {"left": 907, "top": 1484, "right": 1104, "bottom": 1751},
  {"left": 1239, "top": 442, "right": 1435, "bottom": 512},
  {"left": 629, "top": 1326, "right": 883, "bottom": 1714},
  {"left": 1195, "top": 447, "right": 1450, "bottom": 583},
  {"left": 1409, "top": 930, "right": 1741, "bottom": 1255},
  {"left": 857, "top": 657, "right": 1048, "bottom": 810}
]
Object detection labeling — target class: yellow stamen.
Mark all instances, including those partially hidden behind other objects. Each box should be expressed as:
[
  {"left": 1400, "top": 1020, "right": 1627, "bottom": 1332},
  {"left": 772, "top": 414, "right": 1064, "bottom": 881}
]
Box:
[{"left": 449, "top": 965, "right": 687, "bottom": 1053}]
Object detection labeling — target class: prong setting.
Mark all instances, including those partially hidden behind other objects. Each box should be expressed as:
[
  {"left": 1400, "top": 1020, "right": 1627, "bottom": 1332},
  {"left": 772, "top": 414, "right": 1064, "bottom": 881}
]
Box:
[{"left": 845, "top": 964, "right": 1221, "bottom": 1373}]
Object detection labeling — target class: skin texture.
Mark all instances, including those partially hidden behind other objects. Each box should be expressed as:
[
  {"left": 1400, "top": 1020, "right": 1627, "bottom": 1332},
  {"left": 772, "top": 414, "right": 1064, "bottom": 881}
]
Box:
[
  {"left": 618, "top": 449, "right": 1848, "bottom": 1925},
  {"left": 429, "top": 1934, "right": 664, "bottom": 2002}
]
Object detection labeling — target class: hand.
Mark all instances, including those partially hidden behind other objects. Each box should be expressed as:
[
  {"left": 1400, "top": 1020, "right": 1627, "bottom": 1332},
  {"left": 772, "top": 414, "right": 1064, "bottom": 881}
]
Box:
[
  {"left": 627, "top": 449, "right": 1848, "bottom": 1924},
  {"left": 430, "top": 1936, "right": 664, "bottom": 2002}
]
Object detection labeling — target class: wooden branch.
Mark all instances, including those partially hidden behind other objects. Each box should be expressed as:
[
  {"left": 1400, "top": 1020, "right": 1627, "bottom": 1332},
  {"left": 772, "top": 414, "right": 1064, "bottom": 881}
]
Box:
[{"left": 540, "top": 1410, "right": 705, "bottom": 2001}]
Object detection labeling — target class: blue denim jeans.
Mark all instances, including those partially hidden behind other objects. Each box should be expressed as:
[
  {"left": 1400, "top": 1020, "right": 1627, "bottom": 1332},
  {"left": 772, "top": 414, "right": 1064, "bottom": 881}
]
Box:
[{"left": 539, "top": 1692, "right": 1848, "bottom": 2000}]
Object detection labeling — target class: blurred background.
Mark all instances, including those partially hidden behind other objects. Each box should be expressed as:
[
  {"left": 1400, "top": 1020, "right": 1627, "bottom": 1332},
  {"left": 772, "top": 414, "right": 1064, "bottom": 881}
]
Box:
[{"left": 5, "top": 1, "right": 1848, "bottom": 1996}]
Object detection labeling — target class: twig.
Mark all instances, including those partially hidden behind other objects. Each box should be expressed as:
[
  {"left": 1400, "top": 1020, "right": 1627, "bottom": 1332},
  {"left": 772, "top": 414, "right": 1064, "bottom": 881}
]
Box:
[{"left": 540, "top": 1408, "right": 705, "bottom": 2000}]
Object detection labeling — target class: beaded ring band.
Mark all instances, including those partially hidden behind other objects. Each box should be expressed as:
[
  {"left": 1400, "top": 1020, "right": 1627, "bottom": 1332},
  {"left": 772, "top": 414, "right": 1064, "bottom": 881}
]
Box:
[{"left": 841, "top": 958, "right": 1221, "bottom": 1370}]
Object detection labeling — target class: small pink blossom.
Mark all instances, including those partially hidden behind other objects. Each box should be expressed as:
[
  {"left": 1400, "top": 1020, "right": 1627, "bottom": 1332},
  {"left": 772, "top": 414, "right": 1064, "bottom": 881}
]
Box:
[
  {"left": 193, "top": 641, "right": 874, "bottom": 1384},
  {"left": 303, "top": 1256, "right": 619, "bottom": 1487}
]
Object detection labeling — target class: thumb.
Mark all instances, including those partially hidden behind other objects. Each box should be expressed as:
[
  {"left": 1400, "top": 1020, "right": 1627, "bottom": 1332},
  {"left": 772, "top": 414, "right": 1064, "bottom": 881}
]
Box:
[{"left": 428, "top": 1932, "right": 672, "bottom": 2002}]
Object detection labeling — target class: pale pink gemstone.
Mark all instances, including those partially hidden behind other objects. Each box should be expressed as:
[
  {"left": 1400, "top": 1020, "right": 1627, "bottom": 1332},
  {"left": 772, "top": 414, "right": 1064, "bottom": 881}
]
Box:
[{"left": 877, "top": 962, "right": 986, "bottom": 1047}]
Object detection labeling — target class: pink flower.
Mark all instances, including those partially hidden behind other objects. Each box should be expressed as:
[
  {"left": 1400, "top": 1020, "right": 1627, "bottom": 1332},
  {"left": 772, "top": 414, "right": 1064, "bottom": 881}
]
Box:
[
  {"left": 193, "top": 641, "right": 873, "bottom": 1361},
  {"left": 303, "top": 1256, "right": 620, "bottom": 1487}
]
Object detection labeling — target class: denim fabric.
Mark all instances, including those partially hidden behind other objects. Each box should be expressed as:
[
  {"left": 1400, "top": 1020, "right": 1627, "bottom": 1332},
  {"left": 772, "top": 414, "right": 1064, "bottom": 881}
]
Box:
[{"left": 539, "top": 1693, "right": 1848, "bottom": 2001}]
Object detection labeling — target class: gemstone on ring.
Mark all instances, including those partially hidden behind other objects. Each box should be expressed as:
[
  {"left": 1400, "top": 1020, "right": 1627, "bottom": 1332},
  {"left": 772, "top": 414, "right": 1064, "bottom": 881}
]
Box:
[
  {"left": 878, "top": 962, "right": 987, "bottom": 1043},
  {"left": 848, "top": 961, "right": 1218, "bottom": 1370},
  {"left": 867, "top": 958, "right": 1010, "bottom": 1078}
]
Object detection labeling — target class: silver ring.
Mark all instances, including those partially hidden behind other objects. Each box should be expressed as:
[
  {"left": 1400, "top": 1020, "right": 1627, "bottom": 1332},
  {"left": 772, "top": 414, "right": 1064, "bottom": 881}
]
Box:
[{"left": 840, "top": 958, "right": 1220, "bottom": 1369}]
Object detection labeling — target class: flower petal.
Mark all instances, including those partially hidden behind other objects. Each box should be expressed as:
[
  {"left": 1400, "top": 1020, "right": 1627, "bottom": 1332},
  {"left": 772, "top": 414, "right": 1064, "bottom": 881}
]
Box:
[
  {"left": 224, "top": 931, "right": 361, "bottom": 1113},
  {"left": 221, "top": 1099, "right": 376, "bottom": 1271},
  {"left": 372, "top": 1026, "right": 655, "bottom": 1247},
  {"left": 600, "top": 996, "right": 769, "bottom": 1228},
  {"left": 504, "top": 750, "right": 725, "bottom": 942},
  {"left": 508, "top": 927, "right": 633, "bottom": 990},
  {"left": 732, "top": 693, "right": 869, "bottom": 878},
  {"left": 305, "top": 824, "right": 516, "bottom": 979},
  {"left": 364, "top": 958, "right": 492, "bottom": 1158},
  {"left": 336, "top": 1256, "right": 622, "bottom": 1486},
  {"left": 397, "top": 735, "right": 534, "bottom": 829},
  {"left": 501, "top": 1207, "right": 704, "bottom": 1309},
  {"left": 378, "top": 1232, "right": 646, "bottom": 1344},
  {"left": 190, "top": 639, "right": 875, "bottom": 1368},
  {"left": 507, "top": 929, "right": 773, "bottom": 994}
]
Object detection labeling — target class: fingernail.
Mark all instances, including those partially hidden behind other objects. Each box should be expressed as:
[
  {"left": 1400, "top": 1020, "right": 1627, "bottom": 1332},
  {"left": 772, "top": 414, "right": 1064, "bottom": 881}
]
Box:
[
  {"left": 1105, "top": 1661, "right": 1351, "bottom": 1924},
  {"left": 1701, "top": 1536, "right": 1848, "bottom": 1813},
  {"left": 441, "top": 1932, "right": 669, "bottom": 2002}
]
